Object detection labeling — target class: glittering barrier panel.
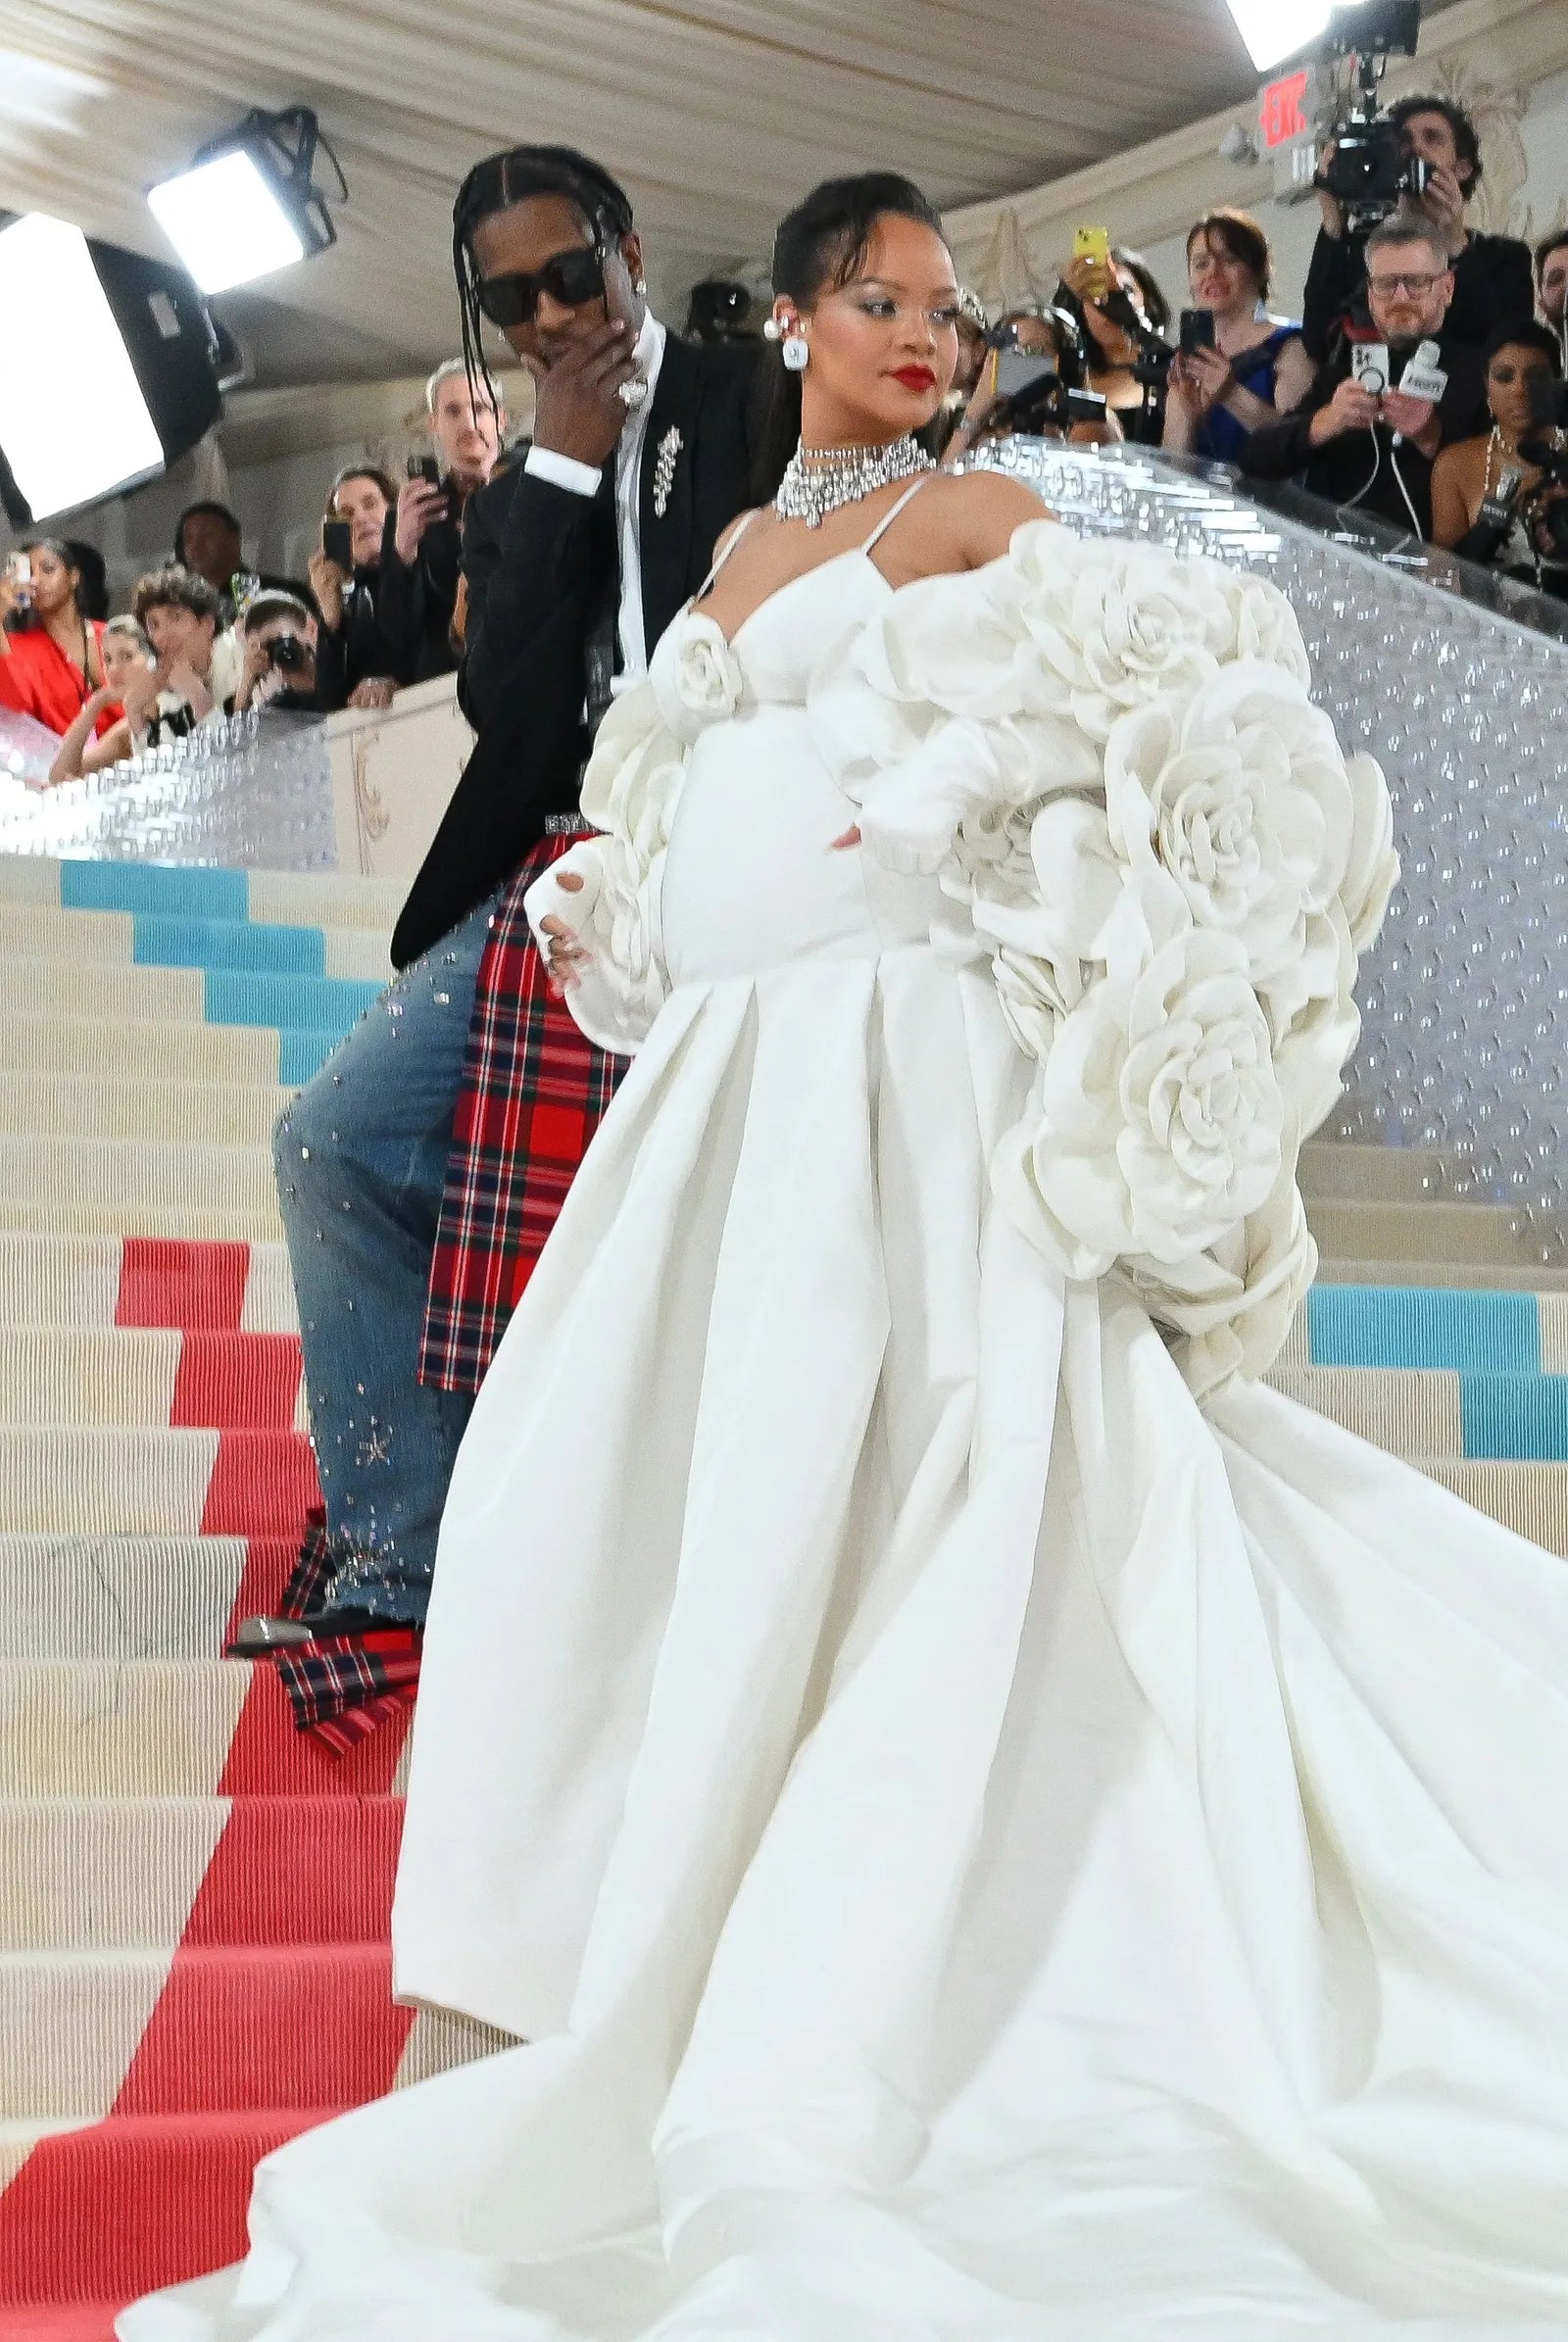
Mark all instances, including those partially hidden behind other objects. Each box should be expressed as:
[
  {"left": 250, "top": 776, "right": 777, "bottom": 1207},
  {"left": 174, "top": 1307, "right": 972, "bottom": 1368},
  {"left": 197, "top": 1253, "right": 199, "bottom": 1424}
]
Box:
[
  {"left": 981, "top": 441, "right": 1568, "bottom": 1262},
  {"left": 0, "top": 707, "right": 337, "bottom": 872}
]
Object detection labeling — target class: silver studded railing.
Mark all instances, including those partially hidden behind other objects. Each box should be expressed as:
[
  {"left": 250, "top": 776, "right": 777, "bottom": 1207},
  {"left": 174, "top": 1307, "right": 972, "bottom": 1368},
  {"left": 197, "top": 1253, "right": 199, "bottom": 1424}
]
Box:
[
  {"left": 0, "top": 705, "right": 337, "bottom": 870},
  {"left": 980, "top": 440, "right": 1568, "bottom": 1262}
]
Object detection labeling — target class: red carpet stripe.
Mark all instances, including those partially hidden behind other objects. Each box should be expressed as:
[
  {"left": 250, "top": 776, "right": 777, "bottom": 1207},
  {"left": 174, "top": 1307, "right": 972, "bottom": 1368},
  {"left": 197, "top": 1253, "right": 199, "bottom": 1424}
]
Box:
[
  {"left": 116, "top": 1240, "right": 250, "bottom": 1331},
  {"left": 220, "top": 1534, "right": 306, "bottom": 1643},
  {"left": 171, "top": 1332, "right": 302, "bottom": 1430},
  {"left": 198, "top": 1432, "right": 319, "bottom": 1537}
]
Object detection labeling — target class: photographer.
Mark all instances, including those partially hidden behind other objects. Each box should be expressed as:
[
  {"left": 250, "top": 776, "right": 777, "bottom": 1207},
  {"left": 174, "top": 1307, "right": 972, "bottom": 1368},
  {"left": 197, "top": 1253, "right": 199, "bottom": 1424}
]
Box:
[
  {"left": 1163, "top": 211, "right": 1314, "bottom": 463},
  {"left": 1242, "top": 217, "right": 1488, "bottom": 537},
  {"left": 1430, "top": 322, "right": 1568, "bottom": 592},
  {"left": 377, "top": 364, "right": 506, "bottom": 686},
  {"left": 233, "top": 593, "right": 323, "bottom": 714},
  {"left": 46, "top": 618, "right": 161, "bottom": 782},
  {"left": 944, "top": 303, "right": 1118, "bottom": 463},
  {"left": 1055, "top": 246, "right": 1171, "bottom": 443},
  {"left": 1303, "top": 93, "right": 1534, "bottom": 364},
  {"left": 308, "top": 465, "right": 405, "bottom": 714}
]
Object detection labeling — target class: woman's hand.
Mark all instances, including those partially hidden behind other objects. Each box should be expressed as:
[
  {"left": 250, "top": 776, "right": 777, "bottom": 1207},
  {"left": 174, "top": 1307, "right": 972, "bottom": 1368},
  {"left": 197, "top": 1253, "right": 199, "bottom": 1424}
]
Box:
[
  {"left": 307, "top": 549, "right": 346, "bottom": 632},
  {"left": 0, "top": 568, "right": 25, "bottom": 631},
  {"left": 165, "top": 659, "right": 214, "bottom": 720},
  {"left": 540, "top": 872, "right": 590, "bottom": 994},
  {"left": 348, "top": 677, "right": 397, "bottom": 712},
  {"left": 120, "top": 664, "right": 161, "bottom": 734},
  {"left": 1174, "top": 345, "right": 1235, "bottom": 415}
]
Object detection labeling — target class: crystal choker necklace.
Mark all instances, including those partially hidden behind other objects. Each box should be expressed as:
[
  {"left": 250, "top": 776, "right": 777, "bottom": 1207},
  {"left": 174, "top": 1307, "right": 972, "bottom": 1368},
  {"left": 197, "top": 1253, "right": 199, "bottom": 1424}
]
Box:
[{"left": 774, "top": 435, "right": 934, "bottom": 530}]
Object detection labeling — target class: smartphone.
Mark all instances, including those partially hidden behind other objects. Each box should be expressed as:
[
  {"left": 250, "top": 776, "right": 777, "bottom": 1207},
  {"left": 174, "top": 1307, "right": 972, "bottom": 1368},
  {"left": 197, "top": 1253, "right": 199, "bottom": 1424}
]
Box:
[
  {"left": 1179, "top": 307, "right": 1216, "bottom": 354},
  {"left": 4, "top": 550, "right": 29, "bottom": 613},
  {"left": 1073, "top": 225, "right": 1113, "bottom": 300},
  {"left": 994, "top": 349, "right": 1059, "bottom": 401},
  {"left": 1350, "top": 341, "right": 1391, "bottom": 397},
  {"left": 406, "top": 455, "right": 442, "bottom": 488},
  {"left": 322, "top": 518, "right": 353, "bottom": 570}
]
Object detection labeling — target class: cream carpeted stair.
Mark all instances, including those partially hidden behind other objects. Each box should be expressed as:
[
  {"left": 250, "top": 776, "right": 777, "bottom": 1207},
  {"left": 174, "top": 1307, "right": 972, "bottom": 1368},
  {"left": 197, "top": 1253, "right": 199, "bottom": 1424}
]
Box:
[
  {"left": 0, "top": 854, "right": 1562, "bottom": 2330},
  {"left": 0, "top": 857, "right": 502, "bottom": 2338}
]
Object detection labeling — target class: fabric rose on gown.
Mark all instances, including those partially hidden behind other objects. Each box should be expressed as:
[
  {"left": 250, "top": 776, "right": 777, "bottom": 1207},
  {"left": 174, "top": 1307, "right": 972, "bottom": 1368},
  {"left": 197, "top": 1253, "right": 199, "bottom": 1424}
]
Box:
[
  {"left": 654, "top": 612, "right": 745, "bottom": 742},
  {"left": 1122, "top": 1161, "right": 1318, "bottom": 1398},
  {"left": 998, "top": 876, "right": 1286, "bottom": 1278},
  {"left": 1005, "top": 526, "right": 1240, "bottom": 742}
]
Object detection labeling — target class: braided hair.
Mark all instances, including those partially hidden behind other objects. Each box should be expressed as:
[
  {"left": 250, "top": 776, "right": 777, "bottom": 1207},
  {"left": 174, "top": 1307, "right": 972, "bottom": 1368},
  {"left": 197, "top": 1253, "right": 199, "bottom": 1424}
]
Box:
[{"left": 452, "top": 145, "right": 636, "bottom": 417}]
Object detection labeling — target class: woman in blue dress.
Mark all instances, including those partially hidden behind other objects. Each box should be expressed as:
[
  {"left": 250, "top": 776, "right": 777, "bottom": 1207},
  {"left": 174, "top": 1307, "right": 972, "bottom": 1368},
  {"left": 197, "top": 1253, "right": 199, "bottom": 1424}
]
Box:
[{"left": 1163, "top": 208, "right": 1316, "bottom": 464}]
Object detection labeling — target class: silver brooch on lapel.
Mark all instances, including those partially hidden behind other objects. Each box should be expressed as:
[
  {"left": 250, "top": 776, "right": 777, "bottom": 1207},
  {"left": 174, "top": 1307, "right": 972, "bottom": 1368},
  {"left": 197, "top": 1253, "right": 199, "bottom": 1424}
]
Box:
[{"left": 652, "top": 426, "right": 683, "bottom": 518}]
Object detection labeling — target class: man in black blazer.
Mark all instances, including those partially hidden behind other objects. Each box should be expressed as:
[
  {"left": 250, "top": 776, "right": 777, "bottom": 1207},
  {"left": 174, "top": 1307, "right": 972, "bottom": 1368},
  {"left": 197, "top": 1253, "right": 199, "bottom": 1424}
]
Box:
[{"left": 244, "top": 148, "right": 759, "bottom": 1661}]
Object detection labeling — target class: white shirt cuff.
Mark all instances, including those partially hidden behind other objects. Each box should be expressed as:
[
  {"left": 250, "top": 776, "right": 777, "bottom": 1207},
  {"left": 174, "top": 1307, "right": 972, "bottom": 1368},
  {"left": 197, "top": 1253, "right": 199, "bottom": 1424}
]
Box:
[{"left": 524, "top": 445, "right": 603, "bottom": 499}]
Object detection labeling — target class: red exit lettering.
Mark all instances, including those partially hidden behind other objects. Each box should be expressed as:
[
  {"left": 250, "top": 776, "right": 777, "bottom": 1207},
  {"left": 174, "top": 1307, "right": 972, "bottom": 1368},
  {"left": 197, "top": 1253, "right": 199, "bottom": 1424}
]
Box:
[{"left": 1260, "top": 69, "right": 1309, "bottom": 149}]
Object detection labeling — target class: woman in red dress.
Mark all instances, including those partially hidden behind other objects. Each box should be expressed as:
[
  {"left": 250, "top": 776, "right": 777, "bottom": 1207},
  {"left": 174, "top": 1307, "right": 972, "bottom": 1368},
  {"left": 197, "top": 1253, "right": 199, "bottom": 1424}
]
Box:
[{"left": 0, "top": 539, "right": 115, "bottom": 737}]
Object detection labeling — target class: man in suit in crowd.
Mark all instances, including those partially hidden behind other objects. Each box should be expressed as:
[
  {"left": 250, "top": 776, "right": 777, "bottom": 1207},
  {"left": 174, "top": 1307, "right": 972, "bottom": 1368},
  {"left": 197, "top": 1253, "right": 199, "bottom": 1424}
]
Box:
[{"left": 238, "top": 148, "right": 759, "bottom": 1695}]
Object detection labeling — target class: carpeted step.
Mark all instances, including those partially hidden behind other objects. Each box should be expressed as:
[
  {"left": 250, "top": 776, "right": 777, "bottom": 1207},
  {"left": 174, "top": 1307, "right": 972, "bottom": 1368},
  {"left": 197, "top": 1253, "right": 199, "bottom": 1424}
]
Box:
[
  {"left": 0, "top": 854, "right": 404, "bottom": 934},
  {"left": 1417, "top": 1458, "right": 1568, "bottom": 1555},
  {"left": 0, "top": 1013, "right": 283, "bottom": 1086},
  {"left": 1304, "top": 1284, "right": 1568, "bottom": 1373},
  {"left": 0, "top": 1795, "right": 404, "bottom": 1951},
  {"left": 0, "top": 904, "right": 391, "bottom": 984},
  {"left": 0, "top": 1535, "right": 293, "bottom": 1661},
  {"left": 1297, "top": 1143, "right": 1444, "bottom": 1203},
  {"left": 0, "top": 1136, "right": 282, "bottom": 1242},
  {"left": 0, "top": 1661, "right": 402, "bottom": 1799},
  {"left": 0, "top": 1330, "right": 304, "bottom": 1431},
  {"left": 0, "top": 2106, "right": 339, "bottom": 2305},
  {"left": 2, "top": 1942, "right": 405, "bottom": 2120},
  {"left": 0, "top": 1072, "right": 291, "bottom": 1148},
  {"left": 1268, "top": 1365, "right": 1464, "bottom": 1456},
  {"left": 0, "top": 1425, "right": 316, "bottom": 1537},
  {"left": 202, "top": 967, "right": 381, "bottom": 1036},
  {"left": 1313, "top": 1256, "right": 1568, "bottom": 1293},
  {"left": 0, "top": 1237, "right": 298, "bottom": 1335},
  {"left": 1307, "top": 1196, "right": 1543, "bottom": 1269},
  {"left": 0, "top": 956, "right": 206, "bottom": 1023}
]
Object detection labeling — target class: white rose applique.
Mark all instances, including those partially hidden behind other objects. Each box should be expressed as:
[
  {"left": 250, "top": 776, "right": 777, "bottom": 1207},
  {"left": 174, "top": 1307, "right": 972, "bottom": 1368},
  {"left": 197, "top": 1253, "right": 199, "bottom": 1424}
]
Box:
[
  {"left": 669, "top": 613, "right": 745, "bottom": 724},
  {"left": 1000, "top": 876, "right": 1286, "bottom": 1278}
]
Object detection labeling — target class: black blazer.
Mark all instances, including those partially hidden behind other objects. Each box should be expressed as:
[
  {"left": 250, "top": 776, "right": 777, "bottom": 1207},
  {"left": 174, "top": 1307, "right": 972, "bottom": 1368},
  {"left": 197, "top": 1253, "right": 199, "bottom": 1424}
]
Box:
[{"left": 392, "top": 333, "right": 759, "bottom": 967}]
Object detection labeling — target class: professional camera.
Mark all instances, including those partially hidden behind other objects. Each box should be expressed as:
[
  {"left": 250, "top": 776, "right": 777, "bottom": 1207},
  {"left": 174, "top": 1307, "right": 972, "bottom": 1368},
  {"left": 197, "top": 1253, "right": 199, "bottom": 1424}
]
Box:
[
  {"left": 985, "top": 311, "right": 1109, "bottom": 436},
  {"left": 1097, "top": 286, "right": 1175, "bottom": 391},
  {"left": 1312, "top": 1, "right": 1429, "bottom": 231},
  {"left": 685, "top": 277, "right": 756, "bottom": 344},
  {"left": 266, "top": 631, "right": 310, "bottom": 673}
]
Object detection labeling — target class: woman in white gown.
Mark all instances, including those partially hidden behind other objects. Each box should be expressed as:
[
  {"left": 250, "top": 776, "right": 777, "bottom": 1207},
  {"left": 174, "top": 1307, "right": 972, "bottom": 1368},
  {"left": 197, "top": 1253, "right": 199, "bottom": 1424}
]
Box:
[{"left": 124, "top": 174, "right": 1568, "bottom": 2341}]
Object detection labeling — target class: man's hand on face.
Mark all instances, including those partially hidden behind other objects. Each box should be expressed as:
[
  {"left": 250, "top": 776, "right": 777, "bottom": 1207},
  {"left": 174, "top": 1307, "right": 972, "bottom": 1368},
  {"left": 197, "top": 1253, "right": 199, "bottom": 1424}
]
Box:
[
  {"left": 1419, "top": 163, "right": 1469, "bottom": 256},
  {"left": 1310, "top": 375, "right": 1382, "bottom": 445},
  {"left": 393, "top": 478, "right": 449, "bottom": 563},
  {"left": 528, "top": 320, "right": 640, "bottom": 467}
]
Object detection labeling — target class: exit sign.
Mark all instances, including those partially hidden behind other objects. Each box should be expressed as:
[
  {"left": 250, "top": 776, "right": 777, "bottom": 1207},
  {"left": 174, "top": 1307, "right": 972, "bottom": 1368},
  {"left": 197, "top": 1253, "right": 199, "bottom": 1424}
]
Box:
[{"left": 1261, "top": 68, "right": 1310, "bottom": 148}]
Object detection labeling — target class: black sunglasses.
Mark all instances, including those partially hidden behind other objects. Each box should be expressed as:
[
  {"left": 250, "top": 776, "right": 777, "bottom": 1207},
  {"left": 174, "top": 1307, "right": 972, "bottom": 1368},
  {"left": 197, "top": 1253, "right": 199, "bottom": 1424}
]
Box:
[{"left": 476, "top": 242, "right": 607, "bottom": 329}]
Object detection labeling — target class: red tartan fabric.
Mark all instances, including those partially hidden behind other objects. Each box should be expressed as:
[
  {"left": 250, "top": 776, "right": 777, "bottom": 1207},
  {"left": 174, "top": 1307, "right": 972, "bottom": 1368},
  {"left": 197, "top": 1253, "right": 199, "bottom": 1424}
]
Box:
[
  {"left": 420, "top": 832, "right": 622, "bottom": 1395},
  {"left": 264, "top": 1507, "right": 421, "bottom": 1754}
]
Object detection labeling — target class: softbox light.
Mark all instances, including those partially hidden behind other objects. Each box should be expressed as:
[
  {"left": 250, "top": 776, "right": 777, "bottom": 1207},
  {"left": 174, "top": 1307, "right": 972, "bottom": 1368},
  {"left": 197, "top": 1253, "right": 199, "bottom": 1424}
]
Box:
[{"left": 0, "top": 215, "right": 221, "bottom": 528}]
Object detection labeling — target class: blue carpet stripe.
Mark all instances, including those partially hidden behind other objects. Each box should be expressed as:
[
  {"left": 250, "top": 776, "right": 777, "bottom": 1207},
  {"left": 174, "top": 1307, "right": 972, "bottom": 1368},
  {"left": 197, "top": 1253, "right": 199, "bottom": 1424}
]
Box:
[
  {"left": 1458, "top": 1373, "right": 1568, "bottom": 1461},
  {"left": 277, "top": 1028, "right": 348, "bottom": 1086},
  {"left": 60, "top": 860, "right": 249, "bottom": 921},
  {"left": 203, "top": 969, "right": 381, "bottom": 1033},
  {"left": 132, "top": 913, "right": 326, "bottom": 977},
  {"left": 1307, "top": 1286, "right": 1542, "bottom": 1375}
]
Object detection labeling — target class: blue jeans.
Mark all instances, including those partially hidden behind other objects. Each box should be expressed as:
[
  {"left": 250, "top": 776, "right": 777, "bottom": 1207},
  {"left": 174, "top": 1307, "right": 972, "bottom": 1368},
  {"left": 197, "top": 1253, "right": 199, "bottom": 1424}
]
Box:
[{"left": 272, "top": 895, "right": 497, "bottom": 1624}]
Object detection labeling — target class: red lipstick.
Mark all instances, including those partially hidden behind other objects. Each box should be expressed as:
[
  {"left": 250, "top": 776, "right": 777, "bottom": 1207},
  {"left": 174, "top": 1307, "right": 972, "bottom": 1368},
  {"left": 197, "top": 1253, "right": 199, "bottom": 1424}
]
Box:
[{"left": 891, "top": 365, "right": 936, "bottom": 392}]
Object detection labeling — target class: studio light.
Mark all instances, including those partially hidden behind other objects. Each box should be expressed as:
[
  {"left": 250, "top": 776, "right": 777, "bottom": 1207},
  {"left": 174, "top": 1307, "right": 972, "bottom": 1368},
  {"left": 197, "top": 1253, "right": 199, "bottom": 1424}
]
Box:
[
  {"left": 0, "top": 216, "right": 220, "bottom": 527},
  {"left": 148, "top": 107, "right": 345, "bottom": 296},
  {"left": 1224, "top": 0, "right": 1406, "bottom": 70}
]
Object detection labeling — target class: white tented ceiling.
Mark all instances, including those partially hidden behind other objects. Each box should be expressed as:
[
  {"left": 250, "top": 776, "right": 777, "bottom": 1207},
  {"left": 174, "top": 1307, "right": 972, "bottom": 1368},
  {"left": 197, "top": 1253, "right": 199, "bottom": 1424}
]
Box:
[{"left": 3, "top": 1, "right": 1259, "bottom": 385}]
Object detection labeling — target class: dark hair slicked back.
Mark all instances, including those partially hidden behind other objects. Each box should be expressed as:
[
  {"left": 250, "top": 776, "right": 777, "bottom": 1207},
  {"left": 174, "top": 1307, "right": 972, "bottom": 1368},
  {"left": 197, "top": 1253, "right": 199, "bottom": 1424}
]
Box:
[{"left": 754, "top": 171, "right": 949, "bottom": 499}]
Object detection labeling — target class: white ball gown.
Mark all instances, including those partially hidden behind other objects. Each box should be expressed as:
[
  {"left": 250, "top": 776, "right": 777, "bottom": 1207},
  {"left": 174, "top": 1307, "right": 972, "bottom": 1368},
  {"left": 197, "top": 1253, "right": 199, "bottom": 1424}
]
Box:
[{"left": 122, "top": 500, "right": 1568, "bottom": 2340}]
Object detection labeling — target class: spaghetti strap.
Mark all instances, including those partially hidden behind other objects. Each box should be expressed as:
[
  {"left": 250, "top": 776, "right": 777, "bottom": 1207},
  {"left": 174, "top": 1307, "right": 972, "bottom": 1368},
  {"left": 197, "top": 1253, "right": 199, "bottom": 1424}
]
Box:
[
  {"left": 694, "top": 511, "right": 761, "bottom": 605},
  {"left": 859, "top": 474, "right": 932, "bottom": 557}
]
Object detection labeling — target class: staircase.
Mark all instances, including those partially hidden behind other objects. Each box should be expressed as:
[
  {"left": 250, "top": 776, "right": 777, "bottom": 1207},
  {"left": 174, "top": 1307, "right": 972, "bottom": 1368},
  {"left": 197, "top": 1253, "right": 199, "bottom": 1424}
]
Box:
[
  {"left": 1, "top": 855, "right": 1566, "bottom": 2333},
  {"left": 0, "top": 858, "right": 500, "bottom": 2341}
]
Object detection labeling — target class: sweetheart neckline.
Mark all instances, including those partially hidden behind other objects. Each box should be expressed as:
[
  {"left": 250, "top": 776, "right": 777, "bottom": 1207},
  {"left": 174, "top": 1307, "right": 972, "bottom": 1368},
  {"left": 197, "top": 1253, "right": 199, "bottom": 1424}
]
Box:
[{"left": 686, "top": 548, "right": 892, "bottom": 655}]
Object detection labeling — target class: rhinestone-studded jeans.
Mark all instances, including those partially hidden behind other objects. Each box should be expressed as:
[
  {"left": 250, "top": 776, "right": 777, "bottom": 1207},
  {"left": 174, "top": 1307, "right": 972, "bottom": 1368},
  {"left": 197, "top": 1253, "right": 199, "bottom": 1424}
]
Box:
[{"left": 271, "top": 896, "right": 499, "bottom": 1624}]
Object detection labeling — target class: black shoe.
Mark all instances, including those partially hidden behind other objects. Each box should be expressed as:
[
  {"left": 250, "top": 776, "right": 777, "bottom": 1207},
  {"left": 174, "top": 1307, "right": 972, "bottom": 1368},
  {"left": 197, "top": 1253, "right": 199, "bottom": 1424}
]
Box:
[{"left": 226, "top": 1606, "right": 421, "bottom": 1658}]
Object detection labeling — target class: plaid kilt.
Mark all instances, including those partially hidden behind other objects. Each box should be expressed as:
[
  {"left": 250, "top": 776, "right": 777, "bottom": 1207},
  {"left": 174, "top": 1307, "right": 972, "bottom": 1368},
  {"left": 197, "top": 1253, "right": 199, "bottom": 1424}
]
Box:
[
  {"left": 419, "top": 830, "right": 622, "bottom": 1394},
  {"left": 271, "top": 1509, "right": 422, "bottom": 1755}
]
